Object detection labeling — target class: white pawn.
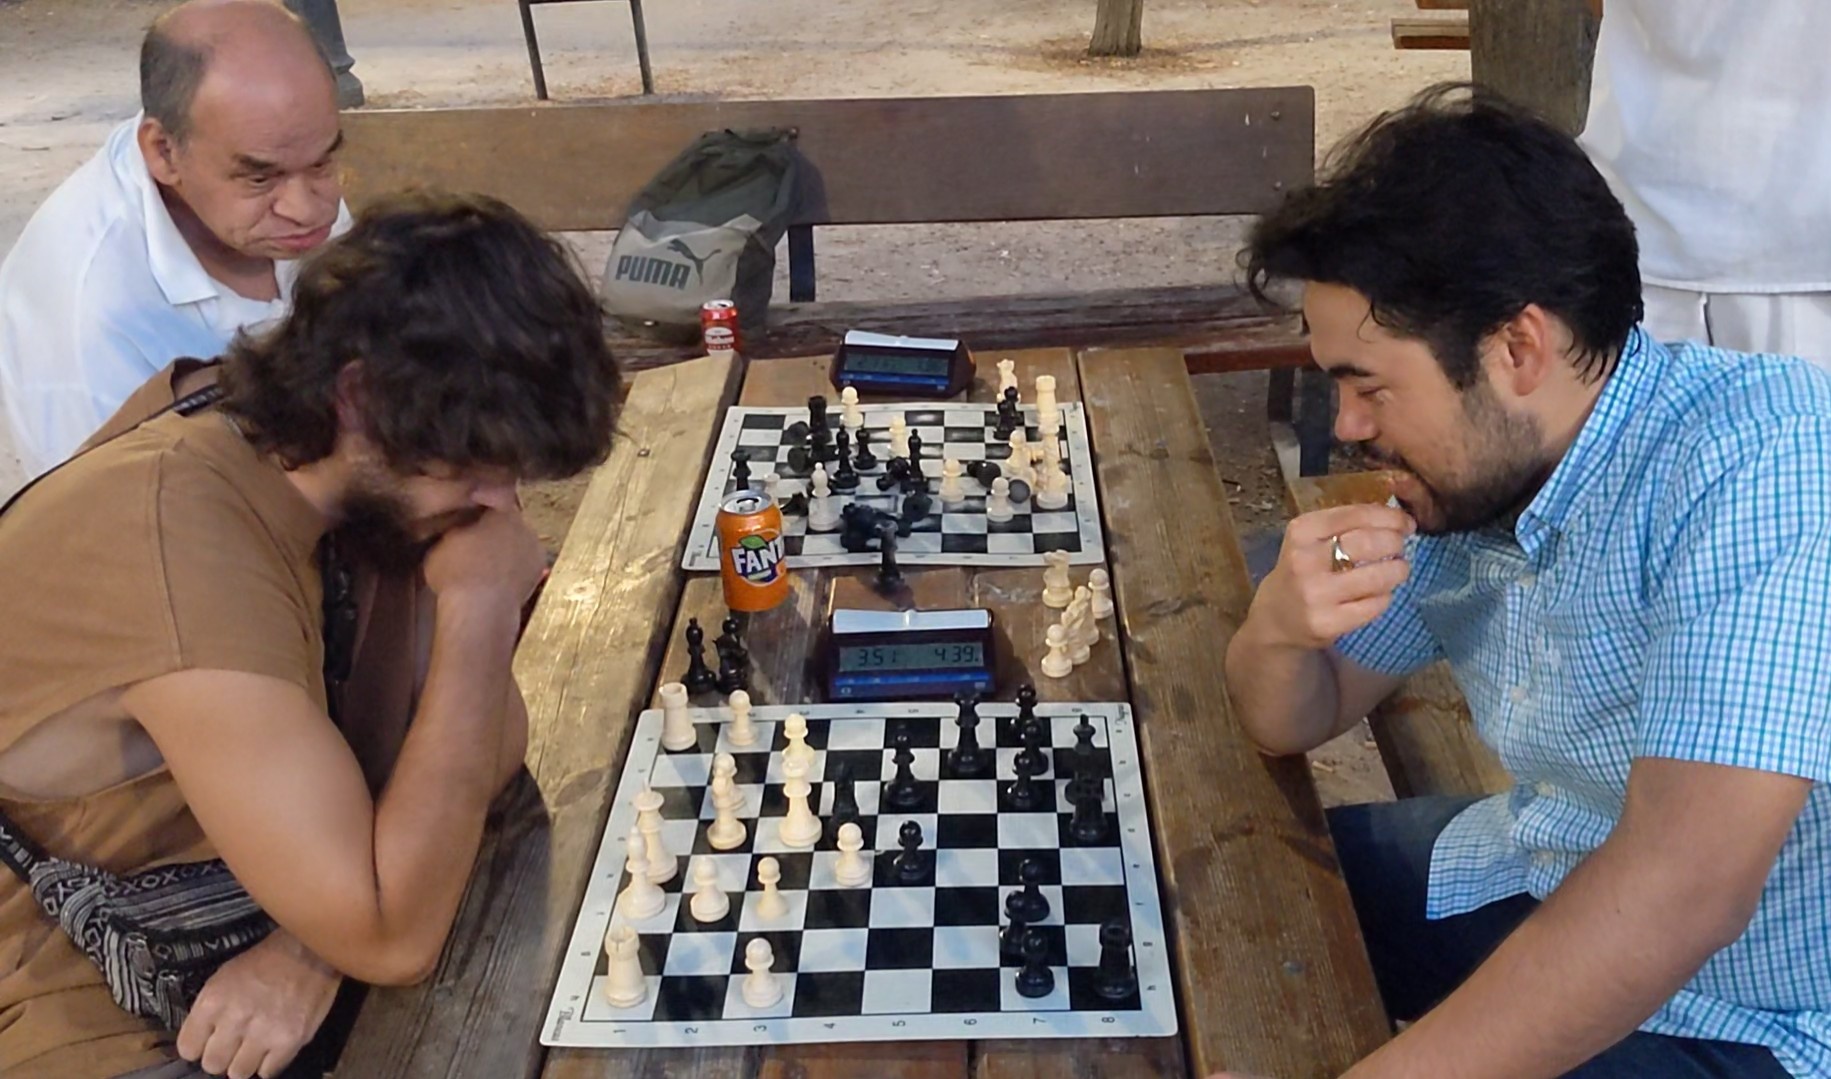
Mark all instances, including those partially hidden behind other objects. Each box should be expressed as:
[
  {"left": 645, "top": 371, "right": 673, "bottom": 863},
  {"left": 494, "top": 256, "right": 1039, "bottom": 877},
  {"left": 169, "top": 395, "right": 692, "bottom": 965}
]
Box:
[
  {"left": 741, "top": 938, "right": 782, "bottom": 1008},
  {"left": 1089, "top": 568, "right": 1115, "bottom": 619},
  {"left": 777, "top": 757, "right": 822, "bottom": 849},
  {"left": 616, "top": 825, "right": 665, "bottom": 920},
  {"left": 689, "top": 856, "right": 730, "bottom": 922},
  {"left": 659, "top": 681, "right": 695, "bottom": 752},
  {"left": 754, "top": 856, "right": 787, "bottom": 919},
  {"left": 986, "top": 477, "right": 1015, "bottom": 523},
  {"left": 601, "top": 924, "right": 647, "bottom": 1008},
  {"left": 712, "top": 752, "right": 743, "bottom": 806},
  {"left": 706, "top": 771, "right": 747, "bottom": 850},
  {"left": 1040, "top": 624, "right": 1073, "bottom": 680},
  {"left": 997, "top": 357, "right": 1018, "bottom": 395},
  {"left": 1042, "top": 550, "right": 1073, "bottom": 608},
  {"left": 782, "top": 712, "right": 815, "bottom": 769},
  {"left": 1004, "top": 431, "right": 1034, "bottom": 485},
  {"left": 834, "top": 822, "right": 872, "bottom": 887},
  {"left": 938, "top": 457, "right": 966, "bottom": 504},
  {"left": 808, "top": 465, "right": 840, "bottom": 531},
  {"left": 840, "top": 386, "right": 864, "bottom": 431},
  {"left": 888, "top": 415, "right": 911, "bottom": 459},
  {"left": 1034, "top": 374, "right": 1060, "bottom": 428},
  {"left": 726, "top": 690, "right": 757, "bottom": 747},
  {"left": 762, "top": 472, "right": 781, "bottom": 503},
  {"left": 633, "top": 787, "right": 677, "bottom": 884}
]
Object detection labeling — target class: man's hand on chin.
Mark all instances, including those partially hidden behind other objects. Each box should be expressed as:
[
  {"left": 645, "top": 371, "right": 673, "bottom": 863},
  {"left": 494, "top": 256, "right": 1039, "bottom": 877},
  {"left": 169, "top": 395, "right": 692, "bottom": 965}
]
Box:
[{"left": 176, "top": 929, "right": 342, "bottom": 1079}]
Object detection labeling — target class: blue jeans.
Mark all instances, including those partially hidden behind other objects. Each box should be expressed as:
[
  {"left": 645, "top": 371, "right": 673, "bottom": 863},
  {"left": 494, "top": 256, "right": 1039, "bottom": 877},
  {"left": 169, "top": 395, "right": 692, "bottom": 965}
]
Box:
[{"left": 1327, "top": 796, "right": 1793, "bottom": 1078}]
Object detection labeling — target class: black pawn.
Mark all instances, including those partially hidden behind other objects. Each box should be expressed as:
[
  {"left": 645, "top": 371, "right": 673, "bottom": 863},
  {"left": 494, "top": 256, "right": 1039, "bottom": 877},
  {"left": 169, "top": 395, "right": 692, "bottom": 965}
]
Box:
[
  {"left": 896, "top": 819, "right": 927, "bottom": 883},
  {"left": 1006, "top": 478, "right": 1031, "bottom": 505},
  {"left": 900, "top": 489, "right": 933, "bottom": 528},
  {"left": 966, "top": 460, "right": 1002, "bottom": 488},
  {"left": 1011, "top": 857, "right": 1050, "bottom": 922},
  {"left": 831, "top": 763, "right": 860, "bottom": 828},
  {"left": 1000, "top": 889, "right": 1032, "bottom": 959},
  {"left": 854, "top": 429, "right": 878, "bottom": 471},
  {"left": 946, "top": 692, "right": 989, "bottom": 777},
  {"left": 886, "top": 729, "right": 922, "bottom": 810},
  {"left": 995, "top": 388, "right": 1021, "bottom": 440},
  {"left": 875, "top": 521, "right": 904, "bottom": 592},
  {"left": 1093, "top": 918, "right": 1138, "bottom": 1001},
  {"left": 1015, "top": 715, "right": 1049, "bottom": 776},
  {"left": 830, "top": 430, "right": 861, "bottom": 492},
  {"left": 1070, "top": 774, "right": 1108, "bottom": 844},
  {"left": 1006, "top": 757, "right": 1042, "bottom": 811},
  {"left": 781, "top": 491, "right": 809, "bottom": 516},
  {"left": 877, "top": 457, "right": 909, "bottom": 492},
  {"left": 730, "top": 448, "right": 753, "bottom": 492},
  {"left": 682, "top": 617, "right": 717, "bottom": 695},
  {"left": 1015, "top": 929, "right": 1055, "bottom": 999},
  {"left": 1016, "top": 683, "right": 1039, "bottom": 727}
]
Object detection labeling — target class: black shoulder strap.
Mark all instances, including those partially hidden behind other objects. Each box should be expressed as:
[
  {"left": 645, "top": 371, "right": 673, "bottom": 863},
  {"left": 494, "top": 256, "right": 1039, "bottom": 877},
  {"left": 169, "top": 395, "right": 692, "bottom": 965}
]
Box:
[{"left": 0, "top": 378, "right": 226, "bottom": 885}]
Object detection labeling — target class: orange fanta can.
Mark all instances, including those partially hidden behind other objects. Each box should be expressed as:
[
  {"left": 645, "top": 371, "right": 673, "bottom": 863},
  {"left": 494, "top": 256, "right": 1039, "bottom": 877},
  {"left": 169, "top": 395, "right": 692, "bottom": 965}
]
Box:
[{"left": 717, "top": 491, "right": 790, "bottom": 611}]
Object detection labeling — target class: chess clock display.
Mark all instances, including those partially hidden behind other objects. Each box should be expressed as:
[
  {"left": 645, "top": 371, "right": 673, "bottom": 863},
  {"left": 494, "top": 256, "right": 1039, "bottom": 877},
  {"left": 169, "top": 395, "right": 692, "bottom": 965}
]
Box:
[
  {"left": 829, "top": 330, "right": 974, "bottom": 398},
  {"left": 825, "top": 607, "right": 996, "bottom": 700}
]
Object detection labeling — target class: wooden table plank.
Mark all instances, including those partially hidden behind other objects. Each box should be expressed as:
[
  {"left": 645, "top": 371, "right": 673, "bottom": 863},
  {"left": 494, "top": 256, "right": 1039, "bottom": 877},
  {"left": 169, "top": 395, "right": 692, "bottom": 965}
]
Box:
[
  {"left": 333, "top": 354, "right": 743, "bottom": 1079},
  {"left": 1077, "top": 347, "right": 1389, "bottom": 1078}
]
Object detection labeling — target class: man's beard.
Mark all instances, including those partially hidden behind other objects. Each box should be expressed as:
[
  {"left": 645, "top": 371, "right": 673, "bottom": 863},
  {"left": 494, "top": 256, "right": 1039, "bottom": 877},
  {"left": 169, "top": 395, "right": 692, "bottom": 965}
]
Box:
[
  {"left": 336, "top": 484, "right": 433, "bottom": 575},
  {"left": 1367, "top": 385, "right": 1554, "bottom": 536}
]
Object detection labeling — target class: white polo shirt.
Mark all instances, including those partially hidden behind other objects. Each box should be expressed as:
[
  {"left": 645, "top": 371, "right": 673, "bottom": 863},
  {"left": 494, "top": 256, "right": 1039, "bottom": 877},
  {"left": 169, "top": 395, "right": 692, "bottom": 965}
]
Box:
[
  {"left": 0, "top": 115, "right": 348, "bottom": 477},
  {"left": 1579, "top": 0, "right": 1831, "bottom": 294}
]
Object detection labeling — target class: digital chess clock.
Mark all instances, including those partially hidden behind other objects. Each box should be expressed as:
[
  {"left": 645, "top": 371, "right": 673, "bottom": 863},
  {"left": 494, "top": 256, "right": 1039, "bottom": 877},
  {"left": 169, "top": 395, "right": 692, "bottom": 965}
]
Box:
[
  {"left": 829, "top": 330, "right": 974, "bottom": 398},
  {"left": 825, "top": 607, "right": 997, "bottom": 701}
]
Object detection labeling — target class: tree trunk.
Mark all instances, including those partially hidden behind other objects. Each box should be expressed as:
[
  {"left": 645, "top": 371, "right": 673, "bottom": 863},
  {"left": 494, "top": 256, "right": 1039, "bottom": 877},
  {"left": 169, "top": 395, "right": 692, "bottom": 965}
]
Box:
[
  {"left": 1088, "top": 0, "right": 1145, "bottom": 58},
  {"left": 1470, "top": 0, "right": 1600, "bottom": 135}
]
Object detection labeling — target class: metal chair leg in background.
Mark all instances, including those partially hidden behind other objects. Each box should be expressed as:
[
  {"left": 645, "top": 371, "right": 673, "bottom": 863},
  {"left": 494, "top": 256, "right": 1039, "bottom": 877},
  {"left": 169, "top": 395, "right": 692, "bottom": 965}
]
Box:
[{"left": 518, "top": 0, "right": 656, "bottom": 101}]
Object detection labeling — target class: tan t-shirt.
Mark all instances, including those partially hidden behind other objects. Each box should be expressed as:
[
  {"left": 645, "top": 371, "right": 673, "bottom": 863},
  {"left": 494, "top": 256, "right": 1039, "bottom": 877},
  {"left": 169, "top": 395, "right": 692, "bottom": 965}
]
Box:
[{"left": 0, "top": 407, "right": 327, "bottom": 1079}]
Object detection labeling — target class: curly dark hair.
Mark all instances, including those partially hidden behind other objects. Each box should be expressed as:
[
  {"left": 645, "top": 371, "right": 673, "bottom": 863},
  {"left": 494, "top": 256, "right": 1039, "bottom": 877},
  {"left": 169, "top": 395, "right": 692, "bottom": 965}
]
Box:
[
  {"left": 1244, "top": 83, "right": 1642, "bottom": 387},
  {"left": 220, "top": 190, "right": 620, "bottom": 479}
]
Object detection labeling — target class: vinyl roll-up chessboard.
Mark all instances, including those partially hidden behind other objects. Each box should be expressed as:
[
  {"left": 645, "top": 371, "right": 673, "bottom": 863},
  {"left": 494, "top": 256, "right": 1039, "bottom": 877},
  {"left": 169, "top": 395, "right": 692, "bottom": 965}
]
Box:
[
  {"left": 543, "top": 701, "right": 1175, "bottom": 1048},
  {"left": 682, "top": 403, "right": 1107, "bottom": 571}
]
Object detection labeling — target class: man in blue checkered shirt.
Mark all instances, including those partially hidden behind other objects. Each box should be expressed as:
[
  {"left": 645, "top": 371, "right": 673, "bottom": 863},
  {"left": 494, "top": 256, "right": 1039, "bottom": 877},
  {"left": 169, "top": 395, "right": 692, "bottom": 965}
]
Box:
[{"left": 1221, "top": 84, "right": 1831, "bottom": 1078}]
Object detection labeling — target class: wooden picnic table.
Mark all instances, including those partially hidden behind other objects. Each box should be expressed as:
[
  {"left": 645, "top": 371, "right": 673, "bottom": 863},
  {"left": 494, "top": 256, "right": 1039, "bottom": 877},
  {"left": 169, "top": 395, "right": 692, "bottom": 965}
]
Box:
[{"left": 331, "top": 345, "right": 1391, "bottom": 1079}]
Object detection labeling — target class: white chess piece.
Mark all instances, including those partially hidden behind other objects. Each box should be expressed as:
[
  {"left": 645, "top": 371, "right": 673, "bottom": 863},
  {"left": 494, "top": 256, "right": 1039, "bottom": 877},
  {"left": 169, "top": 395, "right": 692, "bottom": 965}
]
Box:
[
  {"left": 741, "top": 938, "right": 783, "bottom": 1008},
  {"left": 754, "top": 857, "right": 788, "bottom": 920},
  {"left": 997, "top": 357, "right": 1018, "bottom": 395},
  {"left": 1034, "top": 448, "right": 1070, "bottom": 510},
  {"left": 707, "top": 772, "right": 747, "bottom": 850},
  {"left": 888, "top": 415, "right": 911, "bottom": 459},
  {"left": 1041, "top": 551, "right": 1073, "bottom": 608},
  {"left": 1064, "top": 602, "right": 1093, "bottom": 667},
  {"left": 1040, "top": 624, "right": 1073, "bottom": 679},
  {"left": 808, "top": 465, "right": 840, "bottom": 531},
  {"left": 633, "top": 787, "right": 677, "bottom": 884},
  {"left": 777, "top": 757, "right": 822, "bottom": 849},
  {"left": 782, "top": 712, "right": 815, "bottom": 769},
  {"left": 840, "top": 386, "right": 864, "bottom": 431},
  {"left": 659, "top": 682, "right": 695, "bottom": 752},
  {"left": 1071, "top": 586, "right": 1101, "bottom": 650},
  {"left": 1004, "top": 431, "right": 1034, "bottom": 485},
  {"left": 726, "top": 690, "right": 757, "bottom": 747},
  {"left": 601, "top": 924, "right": 648, "bottom": 1008},
  {"left": 833, "top": 822, "right": 872, "bottom": 887},
  {"left": 986, "top": 477, "right": 1015, "bottom": 523},
  {"left": 616, "top": 824, "right": 666, "bottom": 920},
  {"left": 712, "top": 752, "right": 743, "bottom": 807},
  {"left": 1089, "top": 567, "right": 1116, "bottom": 619},
  {"left": 938, "top": 457, "right": 966, "bottom": 503},
  {"left": 688, "top": 856, "right": 730, "bottom": 922},
  {"left": 762, "top": 472, "right": 781, "bottom": 503},
  {"left": 1034, "top": 374, "right": 1060, "bottom": 429}
]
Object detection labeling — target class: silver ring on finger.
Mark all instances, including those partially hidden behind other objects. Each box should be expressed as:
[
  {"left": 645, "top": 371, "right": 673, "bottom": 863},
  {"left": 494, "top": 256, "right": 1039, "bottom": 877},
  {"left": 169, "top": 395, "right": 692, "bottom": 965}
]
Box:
[{"left": 1330, "top": 534, "right": 1354, "bottom": 573}]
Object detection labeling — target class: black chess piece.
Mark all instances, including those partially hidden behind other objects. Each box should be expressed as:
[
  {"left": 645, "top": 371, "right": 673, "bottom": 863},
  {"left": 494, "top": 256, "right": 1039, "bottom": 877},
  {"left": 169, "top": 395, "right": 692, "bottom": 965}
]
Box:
[
  {"left": 1000, "top": 889, "right": 1031, "bottom": 960},
  {"left": 784, "top": 418, "right": 811, "bottom": 445},
  {"left": 730, "top": 448, "right": 753, "bottom": 492},
  {"left": 1016, "top": 683, "right": 1039, "bottom": 728},
  {"left": 1093, "top": 918, "right": 1138, "bottom": 1001},
  {"left": 1012, "top": 857, "right": 1050, "bottom": 923},
  {"left": 786, "top": 445, "right": 813, "bottom": 476},
  {"left": 900, "top": 488, "right": 933, "bottom": 528},
  {"left": 966, "top": 460, "right": 1002, "bottom": 488},
  {"left": 1015, "top": 716, "right": 1049, "bottom": 776},
  {"left": 1015, "top": 929, "right": 1055, "bottom": 999},
  {"left": 875, "top": 521, "right": 904, "bottom": 592},
  {"left": 781, "top": 491, "right": 809, "bottom": 516},
  {"left": 906, "top": 429, "right": 925, "bottom": 466},
  {"left": 830, "top": 430, "right": 861, "bottom": 492},
  {"left": 807, "top": 394, "right": 830, "bottom": 433},
  {"left": 715, "top": 639, "right": 747, "bottom": 694},
  {"left": 1069, "top": 773, "right": 1108, "bottom": 844},
  {"left": 808, "top": 395, "right": 835, "bottom": 463},
  {"left": 1006, "top": 753, "right": 1042, "bottom": 812},
  {"left": 886, "top": 729, "right": 922, "bottom": 810},
  {"left": 854, "top": 429, "right": 878, "bottom": 471},
  {"left": 681, "top": 617, "right": 717, "bottom": 695},
  {"left": 946, "top": 691, "right": 989, "bottom": 777},
  {"left": 995, "top": 387, "right": 1021, "bottom": 440},
  {"left": 1006, "top": 478, "right": 1032, "bottom": 505},
  {"left": 831, "top": 762, "right": 860, "bottom": 828},
  {"left": 876, "top": 457, "right": 909, "bottom": 492},
  {"left": 895, "top": 819, "right": 927, "bottom": 883},
  {"left": 1072, "top": 715, "right": 1098, "bottom": 759}
]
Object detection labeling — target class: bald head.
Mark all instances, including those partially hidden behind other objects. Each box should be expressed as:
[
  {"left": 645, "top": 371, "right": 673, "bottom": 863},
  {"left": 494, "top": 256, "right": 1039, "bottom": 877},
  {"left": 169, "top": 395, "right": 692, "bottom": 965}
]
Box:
[{"left": 141, "top": 0, "right": 334, "bottom": 143}]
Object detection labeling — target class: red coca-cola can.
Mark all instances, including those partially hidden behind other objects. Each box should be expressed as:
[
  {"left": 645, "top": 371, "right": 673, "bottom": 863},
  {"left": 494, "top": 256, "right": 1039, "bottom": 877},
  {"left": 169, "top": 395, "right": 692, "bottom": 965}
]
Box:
[{"left": 701, "top": 299, "right": 741, "bottom": 356}]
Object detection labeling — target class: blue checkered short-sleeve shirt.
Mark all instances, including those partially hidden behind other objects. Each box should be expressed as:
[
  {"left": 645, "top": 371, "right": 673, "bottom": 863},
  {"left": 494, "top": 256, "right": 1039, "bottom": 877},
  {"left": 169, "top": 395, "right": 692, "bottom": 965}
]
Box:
[{"left": 1336, "top": 329, "right": 1831, "bottom": 1076}]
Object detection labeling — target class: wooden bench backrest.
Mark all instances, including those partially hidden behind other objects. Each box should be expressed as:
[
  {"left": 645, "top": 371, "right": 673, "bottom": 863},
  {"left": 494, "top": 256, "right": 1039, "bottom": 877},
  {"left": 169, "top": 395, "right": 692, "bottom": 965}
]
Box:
[{"left": 339, "top": 88, "right": 1315, "bottom": 233}]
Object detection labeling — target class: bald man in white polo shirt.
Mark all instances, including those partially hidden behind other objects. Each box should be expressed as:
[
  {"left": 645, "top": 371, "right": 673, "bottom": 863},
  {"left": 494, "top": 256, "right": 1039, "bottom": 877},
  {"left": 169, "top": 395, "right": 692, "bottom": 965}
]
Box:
[{"left": 0, "top": 0, "right": 349, "bottom": 478}]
